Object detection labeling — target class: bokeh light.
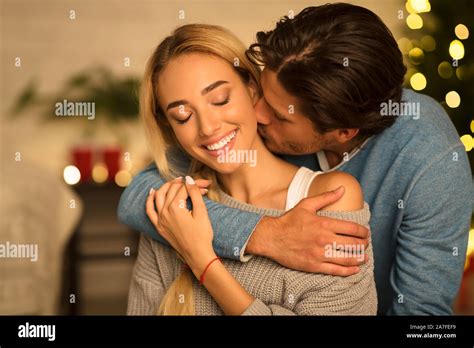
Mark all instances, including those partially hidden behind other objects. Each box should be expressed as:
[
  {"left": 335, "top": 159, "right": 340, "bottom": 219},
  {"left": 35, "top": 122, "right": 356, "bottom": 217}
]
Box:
[
  {"left": 410, "top": 72, "right": 427, "bottom": 90},
  {"left": 438, "top": 61, "right": 453, "bottom": 79},
  {"left": 449, "top": 40, "right": 465, "bottom": 60},
  {"left": 92, "top": 163, "right": 108, "bottom": 184},
  {"left": 406, "top": 14, "right": 423, "bottom": 30},
  {"left": 460, "top": 134, "right": 473, "bottom": 152},
  {"left": 470, "top": 120, "right": 474, "bottom": 133},
  {"left": 115, "top": 170, "right": 132, "bottom": 187},
  {"left": 405, "top": 1, "right": 416, "bottom": 13},
  {"left": 468, "top": 229, "right": 474, "bottom": 254},
  {"left": 421, "top": 35, "right": 436, "bottom": 51},
  {"left": 455, "top": 24, "right": 469, "bottom": 40},
  {"left": 63, "top": 165, "right": 81, "bottom": 185},
  {"left": 445, "top": 91, "right": 461, "bottom": 108},
  {"left": 408, "top": 47, "right": 424, "bottom": 65},
  {"left": 455, "top": 66, "right": 467, "bottom": 80},
  {"left": 466, "top": 229, "right": 474, "bottom": 270},
  {"left": 406, "top": 0, "right": 431, "bottom": 13},
  {"left": 410, "top": 0, "right": 431, "bottom": 13},
  {"left": 397, "top": 37, "right": 413, "bottom": 55}
]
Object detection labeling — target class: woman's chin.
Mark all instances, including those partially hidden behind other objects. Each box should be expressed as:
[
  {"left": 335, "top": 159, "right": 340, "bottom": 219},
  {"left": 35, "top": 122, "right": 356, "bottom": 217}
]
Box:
[{"left": 204, "top": 161, "right": 243, "bottom": 175}]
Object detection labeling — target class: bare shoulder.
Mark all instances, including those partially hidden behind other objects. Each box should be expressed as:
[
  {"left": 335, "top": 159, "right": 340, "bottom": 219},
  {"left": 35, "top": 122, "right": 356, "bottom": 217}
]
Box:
[{"left": 308, "top": 171, "right": 364, "bottom": 211}]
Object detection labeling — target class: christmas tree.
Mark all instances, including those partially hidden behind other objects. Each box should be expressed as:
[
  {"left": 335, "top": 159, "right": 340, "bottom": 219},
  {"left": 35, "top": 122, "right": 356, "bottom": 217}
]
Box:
[
  {"left": 399, "top": 0, "right": 473, "bottom": 169},
  {"left": 399, "top": 0, "right": 473, "bottom": 312}
]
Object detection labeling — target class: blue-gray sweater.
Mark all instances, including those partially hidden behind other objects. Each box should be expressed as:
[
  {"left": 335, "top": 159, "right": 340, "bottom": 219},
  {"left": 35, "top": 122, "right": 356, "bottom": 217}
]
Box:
[{"left": 118, "top": 89, "right": 473, "bottom": 315}]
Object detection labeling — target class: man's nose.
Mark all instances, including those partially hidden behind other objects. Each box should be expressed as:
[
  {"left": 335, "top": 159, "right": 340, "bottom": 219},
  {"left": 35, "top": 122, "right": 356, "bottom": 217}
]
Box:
[{"left": 255, "top": 98, "right": 274, "bottom": 126}]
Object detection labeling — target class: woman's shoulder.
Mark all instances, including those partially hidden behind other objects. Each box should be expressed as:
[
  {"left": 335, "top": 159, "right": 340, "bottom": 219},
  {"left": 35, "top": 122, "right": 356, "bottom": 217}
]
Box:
[{"left": 308, "top": 170, "right": 364, "bottom": 211}]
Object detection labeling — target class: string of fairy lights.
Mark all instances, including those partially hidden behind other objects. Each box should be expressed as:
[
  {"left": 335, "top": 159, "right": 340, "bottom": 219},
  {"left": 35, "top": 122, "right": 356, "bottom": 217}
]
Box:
[
  {"left": 398, "top": 0, "right": 473, "bottom": 154},
  {"left": 397, "top": 0, "right": 474, "bottom": 269},
  {"left": 63, "top": 163, "right": 132, "bottom": 187}
]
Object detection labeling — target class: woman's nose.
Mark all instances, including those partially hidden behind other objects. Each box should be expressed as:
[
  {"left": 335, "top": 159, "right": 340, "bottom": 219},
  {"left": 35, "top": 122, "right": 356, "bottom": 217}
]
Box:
[
  {"left": 255, "top": 98, "right": 274, "bottom": 125},
  {"left": 198, "top": 112, "right": 222, "bottom": 137}
]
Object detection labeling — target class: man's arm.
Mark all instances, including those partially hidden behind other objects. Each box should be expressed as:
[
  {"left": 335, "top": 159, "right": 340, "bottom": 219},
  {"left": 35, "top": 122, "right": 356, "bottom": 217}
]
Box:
[
  {"left": 388, "top": 145, "right": 472, "bottom": 315},
  {"left": 249, "top": 173, "right": 369, "bottom": 276},
  {"left": 118, "top": 162, "right": 262, "bottom": 261},
  {"left": 118, "top": 160, "right": 369, "bottom": 273}
]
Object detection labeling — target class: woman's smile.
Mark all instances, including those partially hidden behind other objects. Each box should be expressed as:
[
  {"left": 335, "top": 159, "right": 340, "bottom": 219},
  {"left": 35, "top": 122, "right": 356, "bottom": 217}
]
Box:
[{"left": 200, "top": 128, "right": 238, "bottom": 157}]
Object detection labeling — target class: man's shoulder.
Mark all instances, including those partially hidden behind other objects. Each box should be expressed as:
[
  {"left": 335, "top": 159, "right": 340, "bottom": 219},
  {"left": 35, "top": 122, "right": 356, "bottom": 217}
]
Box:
[{"left": 374, "top": 89, "right": 463, "bottom": 155}]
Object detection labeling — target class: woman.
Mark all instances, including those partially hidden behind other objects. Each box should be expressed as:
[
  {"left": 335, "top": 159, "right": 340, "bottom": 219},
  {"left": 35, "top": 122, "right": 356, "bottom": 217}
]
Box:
[{"left": 127, "top": 24, "right": 376, "bottom": 315}]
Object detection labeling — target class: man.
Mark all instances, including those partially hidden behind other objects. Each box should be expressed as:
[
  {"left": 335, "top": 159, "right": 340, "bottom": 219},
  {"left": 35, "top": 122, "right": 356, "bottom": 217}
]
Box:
[{"left": 118, "top": 4, "right": 472, "bottom": 314}]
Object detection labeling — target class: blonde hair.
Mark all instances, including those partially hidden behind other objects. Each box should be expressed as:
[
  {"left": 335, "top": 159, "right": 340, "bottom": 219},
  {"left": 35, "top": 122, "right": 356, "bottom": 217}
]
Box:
[{"left": 140, "top": 24, "right": 261, "bottom": 315}]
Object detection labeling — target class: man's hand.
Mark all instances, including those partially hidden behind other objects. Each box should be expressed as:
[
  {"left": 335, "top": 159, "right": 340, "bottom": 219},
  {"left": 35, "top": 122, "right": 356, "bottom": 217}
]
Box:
[{"left": 247, "top": 186, "right": 369, "bottom": 276}]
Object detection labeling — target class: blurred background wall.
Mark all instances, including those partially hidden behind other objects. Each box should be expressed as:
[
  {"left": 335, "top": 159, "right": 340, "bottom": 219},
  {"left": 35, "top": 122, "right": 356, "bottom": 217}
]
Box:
[
  {"left": 1, "top": 0, "right": 405, "bottom": 174},
  {"left": 1, "top": 0, "right": 473, "bottom": 315}
]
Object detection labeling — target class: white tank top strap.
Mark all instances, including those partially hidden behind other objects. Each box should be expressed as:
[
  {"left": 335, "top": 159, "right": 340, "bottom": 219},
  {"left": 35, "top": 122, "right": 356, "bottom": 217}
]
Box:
[{"left": 285, "top": 167, "right": 324, "bottom": 211}]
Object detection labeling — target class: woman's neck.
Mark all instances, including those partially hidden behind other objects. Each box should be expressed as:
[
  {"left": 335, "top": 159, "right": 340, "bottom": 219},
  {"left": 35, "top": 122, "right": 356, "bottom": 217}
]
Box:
[{"left": 216, "top": 136, "right": 298, "bottom": 209}]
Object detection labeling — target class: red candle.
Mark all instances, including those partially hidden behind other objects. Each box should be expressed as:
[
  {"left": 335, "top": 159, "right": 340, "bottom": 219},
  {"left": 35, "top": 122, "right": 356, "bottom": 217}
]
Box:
[
  {"left": 103, "top": 147, "right": 121, "bottom": 181},
  {"left": 72, "top": 146, "right": 93, "bottom": 182}
]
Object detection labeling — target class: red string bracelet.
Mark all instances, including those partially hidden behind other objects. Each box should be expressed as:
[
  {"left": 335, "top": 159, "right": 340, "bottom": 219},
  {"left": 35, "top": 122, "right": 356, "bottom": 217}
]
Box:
[{"left": 199, "top": 256, "right": 222, "bottom": 285}]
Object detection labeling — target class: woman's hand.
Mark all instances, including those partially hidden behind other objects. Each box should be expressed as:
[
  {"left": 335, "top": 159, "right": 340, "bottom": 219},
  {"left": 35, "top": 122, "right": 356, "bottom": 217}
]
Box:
[
  {"left": 146, "top": 176, "right": 217, "bottom": 277},
  {"left": 146, "top": 176, "right": 256, "bottom": 315}
]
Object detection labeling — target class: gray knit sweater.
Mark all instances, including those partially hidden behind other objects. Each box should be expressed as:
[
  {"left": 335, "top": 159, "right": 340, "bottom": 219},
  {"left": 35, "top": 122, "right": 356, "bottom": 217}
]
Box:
[{"left": 127, "top": 190, "right": 377, "bottom": 315}]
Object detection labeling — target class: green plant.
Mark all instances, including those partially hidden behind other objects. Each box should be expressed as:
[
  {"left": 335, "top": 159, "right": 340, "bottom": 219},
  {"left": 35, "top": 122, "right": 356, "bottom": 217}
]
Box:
[{"left": 11, "top": 66, "right": 141, "bottom": 122}]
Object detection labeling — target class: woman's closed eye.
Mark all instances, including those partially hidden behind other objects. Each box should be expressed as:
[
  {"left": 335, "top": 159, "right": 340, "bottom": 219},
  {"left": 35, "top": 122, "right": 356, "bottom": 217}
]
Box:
[
  {"left": 211, "top": 96, "right": 230, "bottom": 106},
  {"left": 176, "top": 113, "right": 192, "bottom": 124},
  {"left": 172, "top": 94, "right": 230, "bottom": 125}
]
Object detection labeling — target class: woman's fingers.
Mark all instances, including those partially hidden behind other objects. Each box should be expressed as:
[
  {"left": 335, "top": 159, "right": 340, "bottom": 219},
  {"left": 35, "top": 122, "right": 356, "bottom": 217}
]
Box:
[
  {"left": 171, "top": 184, "right": 191, "bottom": 213},
  {"left": 194, "top": 178, "right": 209, "bottom": 195},
  {"left": 146, "top": 188, "right": 159, "bottom": 227},
  {"left": 154, "top": 181, "right": 174, "bottom": 213},
  {"left": 157, "top": 178, "right": 181, "bottom": 212},
  {"left": 195, "top": 178, "right": 211, "bottom": 188},
  {"left": 150, "top": 177, "right": 207, "bottom": 220},
  {"left": 184, "top": 176, "right": 206, "bottom": 217},
  {"left": 163, "top": 180, "right": 185, "bottom": 211}
]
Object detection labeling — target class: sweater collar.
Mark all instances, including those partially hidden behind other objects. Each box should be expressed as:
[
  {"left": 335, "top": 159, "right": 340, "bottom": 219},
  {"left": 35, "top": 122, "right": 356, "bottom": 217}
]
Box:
[{"left": 316, "top": 136, "right": 373, "bottom": 172}]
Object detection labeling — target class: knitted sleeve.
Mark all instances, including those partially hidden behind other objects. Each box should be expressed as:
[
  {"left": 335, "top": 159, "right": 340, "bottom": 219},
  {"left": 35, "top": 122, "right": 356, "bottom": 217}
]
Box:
[{"left": 241, "top": 203, "right": 377, "bottom": 315}]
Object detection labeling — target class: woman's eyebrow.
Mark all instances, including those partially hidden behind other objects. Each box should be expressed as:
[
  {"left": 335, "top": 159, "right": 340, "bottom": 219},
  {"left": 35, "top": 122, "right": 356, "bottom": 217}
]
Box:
[
  {"left": 166, "top": 100, "right": 189, "bottom": 111},
  {"left": 201, "top": 80, "right": 229, "bottom": 95},
  {"left": 166, "top": 80, "right": 229, "bottom": 111}
]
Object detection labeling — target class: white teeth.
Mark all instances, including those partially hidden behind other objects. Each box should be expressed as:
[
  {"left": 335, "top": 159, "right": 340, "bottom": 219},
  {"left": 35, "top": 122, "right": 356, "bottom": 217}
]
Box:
[{"left": 205, "top": 131, "right": 236, "bottom": 151}]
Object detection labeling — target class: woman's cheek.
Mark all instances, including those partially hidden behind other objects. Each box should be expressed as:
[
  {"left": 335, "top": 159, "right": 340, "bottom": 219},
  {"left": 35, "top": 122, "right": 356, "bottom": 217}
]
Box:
[
  {"left": 172, "top": 128, "right": 194, "bottom": 153},
  {"left": 236, "top": 94, "right": 259, "bottom": 123}
]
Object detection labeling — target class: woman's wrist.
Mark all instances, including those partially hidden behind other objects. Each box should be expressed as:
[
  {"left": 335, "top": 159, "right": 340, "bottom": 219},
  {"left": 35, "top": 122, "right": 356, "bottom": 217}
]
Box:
[{"left": 186, "top": 248, "right": 218, "bottom": 279}]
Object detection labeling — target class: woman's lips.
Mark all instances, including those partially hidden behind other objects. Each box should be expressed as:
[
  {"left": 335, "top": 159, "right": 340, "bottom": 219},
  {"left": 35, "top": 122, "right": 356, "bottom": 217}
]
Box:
[{"left": 201, "top": 129, "right": 238, "bottom": 158}]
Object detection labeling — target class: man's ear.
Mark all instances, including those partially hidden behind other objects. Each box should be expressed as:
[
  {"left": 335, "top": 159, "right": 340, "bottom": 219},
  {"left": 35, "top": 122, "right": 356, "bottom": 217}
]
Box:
[
  {"left": 335, "top": 128, "right": 360, "bottom": 144},
  {"left": 247, "top": 79, "right": 260, "bottom": 105}
]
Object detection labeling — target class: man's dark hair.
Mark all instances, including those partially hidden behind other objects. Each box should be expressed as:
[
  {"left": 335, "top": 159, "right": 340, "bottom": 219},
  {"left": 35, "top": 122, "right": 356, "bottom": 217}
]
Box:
[{"left": 247, "top": 3, "right": 407, "bottom": 138}]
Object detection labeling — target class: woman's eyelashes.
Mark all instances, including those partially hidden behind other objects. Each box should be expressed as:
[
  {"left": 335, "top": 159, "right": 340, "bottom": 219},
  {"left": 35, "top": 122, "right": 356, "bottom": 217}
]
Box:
[
  {"left": 173, "top": 95, "right": 230, "bottom": 124},
  {"left": 212, "top": 96, "right": 230, "bottom": 106},
  {"left": 176, "top": 113, "right": 192, "bottom": 124}
]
